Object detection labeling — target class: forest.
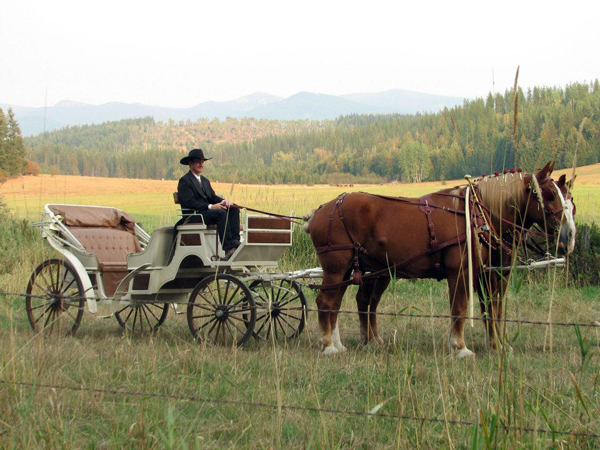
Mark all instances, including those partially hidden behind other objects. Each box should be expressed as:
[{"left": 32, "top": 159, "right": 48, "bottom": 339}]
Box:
[{"left": 24, "top": 81, "right": 600, "bottom": 184}]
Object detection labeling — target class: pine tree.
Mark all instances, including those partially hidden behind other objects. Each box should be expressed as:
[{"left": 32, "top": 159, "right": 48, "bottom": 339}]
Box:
[
  {"left": 0, "top": 109, "right": 8, "bottom": 174},
  {"left": 4, "top": 109, "right": 25, "bottom": 175}
]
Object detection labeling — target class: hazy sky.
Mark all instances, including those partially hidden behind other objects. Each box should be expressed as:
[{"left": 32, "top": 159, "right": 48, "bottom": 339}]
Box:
[{"left": 1, "top": 0, "right": 598, "bottom": 108}]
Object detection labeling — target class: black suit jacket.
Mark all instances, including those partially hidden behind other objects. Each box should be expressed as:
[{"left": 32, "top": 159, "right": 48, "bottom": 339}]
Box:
[{"left": 177, "top": 171, "right": 223, "bottom": 213}]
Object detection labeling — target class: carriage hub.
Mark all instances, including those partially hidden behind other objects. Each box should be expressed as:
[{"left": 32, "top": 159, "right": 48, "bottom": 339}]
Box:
[
  {"left": 269, "top": 303, "right": 281, "bottom": 318},
  {"left": 215, "top": 306, "right": 229, "bottom": 322}
]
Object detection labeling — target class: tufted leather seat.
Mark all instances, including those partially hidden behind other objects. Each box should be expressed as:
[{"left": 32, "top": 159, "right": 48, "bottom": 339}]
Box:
[{"left": 49, "top": 205, "right": 141, "bottom": 296}]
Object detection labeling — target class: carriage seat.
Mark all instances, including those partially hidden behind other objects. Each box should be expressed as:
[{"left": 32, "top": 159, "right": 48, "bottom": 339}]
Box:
[{"left": 48, "top": 205, "right": 141, "bottom": 296}]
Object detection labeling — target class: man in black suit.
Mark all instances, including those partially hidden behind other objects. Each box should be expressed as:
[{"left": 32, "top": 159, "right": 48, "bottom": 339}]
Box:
[{"left": 177, "top": 149, "right": 240, "bottom": 259}]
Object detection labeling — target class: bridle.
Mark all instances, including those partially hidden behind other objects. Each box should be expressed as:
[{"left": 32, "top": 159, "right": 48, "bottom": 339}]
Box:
[{"left": 528, "top": 175, "right": 574, "bottom": 234}]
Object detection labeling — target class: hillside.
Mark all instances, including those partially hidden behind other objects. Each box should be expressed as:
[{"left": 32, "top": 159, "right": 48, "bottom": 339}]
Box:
[{"left": 2, "top": 88, "right": 465, "bottom": 136}]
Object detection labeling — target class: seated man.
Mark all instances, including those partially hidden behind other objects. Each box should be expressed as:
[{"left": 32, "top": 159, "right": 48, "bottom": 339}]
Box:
[{"left": 177, "top": 148, "right": 240, "bottom": 260}]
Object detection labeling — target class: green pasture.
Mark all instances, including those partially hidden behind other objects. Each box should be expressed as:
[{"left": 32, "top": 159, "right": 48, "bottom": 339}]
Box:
[{"left": 1, "top": 198, "right": 600, "bottom": 448}]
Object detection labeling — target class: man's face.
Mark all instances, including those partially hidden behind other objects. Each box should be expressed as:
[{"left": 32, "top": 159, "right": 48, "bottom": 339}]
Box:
[{"left": 189, "top": 159, "right": 205, "bottom": 175}]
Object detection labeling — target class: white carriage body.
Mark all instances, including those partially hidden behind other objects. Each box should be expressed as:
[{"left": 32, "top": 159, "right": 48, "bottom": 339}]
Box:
[{"left": 37, "top": 204, "right": 294, "bottom": 314}]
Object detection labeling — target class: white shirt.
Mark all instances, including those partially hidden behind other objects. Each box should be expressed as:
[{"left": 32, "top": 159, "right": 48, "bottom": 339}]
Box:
[{"left": 192, "top": 172, "right": 218, "bottom": 209}]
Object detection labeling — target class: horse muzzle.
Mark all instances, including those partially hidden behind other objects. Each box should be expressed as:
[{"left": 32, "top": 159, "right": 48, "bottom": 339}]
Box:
[{"left": 557, "top": 226, "right": 575, "bottom": 255}]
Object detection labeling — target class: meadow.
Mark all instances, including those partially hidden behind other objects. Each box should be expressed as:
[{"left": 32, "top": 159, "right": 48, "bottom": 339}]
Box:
[{"left": 0, "top": 167, "right": 599, "bottom": 448}]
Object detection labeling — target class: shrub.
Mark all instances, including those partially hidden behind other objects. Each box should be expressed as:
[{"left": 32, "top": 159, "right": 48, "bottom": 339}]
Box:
[
  {"left": 22, "top": 160, "right": 40, "bottom": 176},
  {"left": 569, "top": 222, "right": 600, "bottom": 286}
]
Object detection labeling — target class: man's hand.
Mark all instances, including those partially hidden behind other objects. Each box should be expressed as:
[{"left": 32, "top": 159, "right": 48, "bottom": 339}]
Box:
[{"left": 211, "top": 200, "right": 231, "bottom": 210}]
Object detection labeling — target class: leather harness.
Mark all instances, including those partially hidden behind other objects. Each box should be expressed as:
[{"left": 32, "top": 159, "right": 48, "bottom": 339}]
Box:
[
  {"left": 310, "top": 190, "right": 474, "bottom": 290},
  {"left": 310, "top": 177, "right": 563, "bottom": 291}
]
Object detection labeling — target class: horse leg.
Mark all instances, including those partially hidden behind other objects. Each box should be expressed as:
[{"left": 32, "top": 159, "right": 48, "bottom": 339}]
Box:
[
  {"left": 447, "top": 272, "right": 475, "bottom": 358},
  {"left": 356, "top": 278, "right": 390, "bottom": 345},
  {"left": 478, "top": 272, "right": 507, "bottom": 350},
  {"left": 316, "top": 281, "right": 348, "bottom": 355}
]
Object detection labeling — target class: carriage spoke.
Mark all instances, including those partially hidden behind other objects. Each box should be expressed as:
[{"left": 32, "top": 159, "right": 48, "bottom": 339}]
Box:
[
  {"left": 227, "top": 313, "right": 251, "bottom": 324},
  {"left": 227, "top": 318, "right": 246, "bottom": 336},
  {"left": 255, "top": 317, "right": 269, "bottom": 336},
  {"left": 144, "top": 304, "right": 161, "bottom": 322},
  {"left": 276, "top": 295, "right": 300, "bottom": 309},
  {"left": 197, "top": 291, "right": 218, "bottom": 307},
  {"left": 29, "top": 302, "right": 50, "bottom": 311},
  {"left": 216, "top": 280, "right": 224, "bottom": 305},
  {"left": 63, "top": 307, "right": 78, "bottom": 323},
  {"left": 205, "top": 284, "right": 220, "bottom": 306},
  {"left": 189, "top": 303, "right": 216, "bottom": 312},
  {"left": 141, "top": 306, "right": 153, "bottom": 330},
  {"left": 43, "top": 307, "right": 54, "bottom": 329},
  {"left": 48, "top": 310, "right": 57, "bottom": 334},
  {"left": 38, "top": 270, "right": 53, "bottom": 293},
  {"left": 191, "top": 313, "right": 216, "bottom": 320},
  {"left": 57, "top": 264, "right": 68, "bottom": 293},
  {"left": 35, "top": 305, "right": 52, "bottom": 324},
  {"left": 197, "top": 317, "right": 218, "bottom": 332},
  {"left": 279, "top": 311, "right": 303, "bottom": 320},
  {"left": 33, "top": 280, "right": 49, "bottom": 294},
  {"left": 224, "top": 320, "right": 236, "bottom": 341},
  {"left": 223, "top": 284, "right": 241, "bottom": 306},
  {"left": 277, "top": 313, "right": 296, "bottom": 330},
  {"left": 60, "top": 278, "right": 76, "bottom": 295},
  {"left": 212, "top": 322, "right": 222, "bottom": 344}
]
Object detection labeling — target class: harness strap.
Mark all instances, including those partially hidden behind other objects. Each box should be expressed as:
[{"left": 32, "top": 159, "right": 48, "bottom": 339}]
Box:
[
  {"left": 419, "top": 195, "right": 443, "bottom": 279},
  {"left": 310, "top": 233, "right": 466, "bottom": 290}
]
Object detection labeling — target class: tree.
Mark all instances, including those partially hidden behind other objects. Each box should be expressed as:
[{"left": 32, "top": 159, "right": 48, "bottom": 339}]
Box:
[{"left": 3, "top": 109, "right": 26, "bottom": 175}]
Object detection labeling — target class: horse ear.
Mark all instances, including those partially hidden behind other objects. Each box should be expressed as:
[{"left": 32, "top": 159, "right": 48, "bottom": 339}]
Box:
[
  {"left": 557, "top": 174, "right": 566, "bottom": 187},
  {"left": 536, "top": 161, "right": 553, "bottom": 181},
  {"left": 549, "top": 161, "right": 556, "bottom": 173},
  {"left": 567, "top": 175, "right": 576, "bottom": 190}
]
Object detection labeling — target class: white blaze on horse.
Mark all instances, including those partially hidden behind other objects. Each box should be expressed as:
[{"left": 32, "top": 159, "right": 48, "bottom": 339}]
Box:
[{"left": 304, "top": 162, "right": 576, "bottom": 357}]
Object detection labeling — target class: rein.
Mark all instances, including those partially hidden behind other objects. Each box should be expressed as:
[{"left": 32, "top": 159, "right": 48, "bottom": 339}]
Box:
[{"left": 231, "top": 203, "right": 305, "bottom": 225}]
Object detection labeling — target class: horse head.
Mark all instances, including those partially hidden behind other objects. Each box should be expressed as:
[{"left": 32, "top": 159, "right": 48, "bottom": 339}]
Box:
[{"left": 525, "top": 161, "right": 577, "bottom": 256}]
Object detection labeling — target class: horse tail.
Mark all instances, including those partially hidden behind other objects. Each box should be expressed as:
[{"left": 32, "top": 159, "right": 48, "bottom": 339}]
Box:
[{"left": 302, "top": 209, "right": 316, "bottom": 233}]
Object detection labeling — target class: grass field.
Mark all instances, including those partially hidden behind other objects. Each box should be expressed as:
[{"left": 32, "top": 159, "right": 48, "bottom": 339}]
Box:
[
  {"left": 1, "top": 163, "right": 598, "bottom": 230},
  {"left": 1, "top": 166, "right": 599, "bottom": 448}
]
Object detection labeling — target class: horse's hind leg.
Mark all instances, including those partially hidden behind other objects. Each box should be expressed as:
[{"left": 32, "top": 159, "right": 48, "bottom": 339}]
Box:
[
  {"left": 447, "top": 271, "right": 475, "bottom": 358},
  {"left": 356, "top": 278, "right": 390, "bottom": 345}
]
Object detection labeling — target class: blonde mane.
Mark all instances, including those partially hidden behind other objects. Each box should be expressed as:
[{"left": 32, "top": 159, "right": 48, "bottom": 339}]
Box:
[{"left": 476, "top": 174, "right": 526, "bottom": 223}]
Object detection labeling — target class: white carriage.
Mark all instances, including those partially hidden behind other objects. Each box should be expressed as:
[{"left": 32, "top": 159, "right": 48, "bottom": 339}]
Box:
[{"left": 26, "top": 203, "right": 308, "bottom": 345}]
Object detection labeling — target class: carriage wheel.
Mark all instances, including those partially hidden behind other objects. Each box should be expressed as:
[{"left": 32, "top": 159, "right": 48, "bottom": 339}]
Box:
[
  {"left": 26, "top": 259, "right": 85, "bottom": 337},
  {"left": 187, "top": 274, "right": 256, "bottom": 347},
  {"left": 250, "top": 279, "right": 307, "bottom": 341},
  {"left": 115, "top": 300, "right": 169, "bottom": 334}
]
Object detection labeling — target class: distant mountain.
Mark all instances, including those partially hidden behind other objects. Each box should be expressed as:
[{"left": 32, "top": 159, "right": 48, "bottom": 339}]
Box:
[
  {"left": 249, "top": 92, "right": 387, "bottom": 120},
  {"left": 2, "top": 89, "right": 467, "bottom": 136},
  {"left": 342, "top": 89, "right": 465, "bottom": 114}
]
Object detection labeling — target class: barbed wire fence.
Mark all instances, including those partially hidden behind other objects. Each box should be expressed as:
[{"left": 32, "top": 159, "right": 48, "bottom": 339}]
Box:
[
  {"left": 1, "top": 289, "right": 599, "bottom": 441},
  {"left": 0, "top": 379, "right": 599, "bottom": 440},
  {"left": 1, "top": 290, "right": 599, "bottom": 329}
]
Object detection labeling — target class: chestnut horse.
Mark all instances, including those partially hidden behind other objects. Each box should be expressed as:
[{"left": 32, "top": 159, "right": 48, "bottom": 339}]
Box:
[{"left": 304, "top": 162, "right": 576, "bottom": 357}]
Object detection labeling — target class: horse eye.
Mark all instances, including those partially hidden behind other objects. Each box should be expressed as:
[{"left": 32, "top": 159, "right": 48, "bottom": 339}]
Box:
[
  {"left": 542, "top": 190, "right": 555, "bottom": 202},
  {"left": 572, "top": 202, "right": 577, "bottom": 216}
]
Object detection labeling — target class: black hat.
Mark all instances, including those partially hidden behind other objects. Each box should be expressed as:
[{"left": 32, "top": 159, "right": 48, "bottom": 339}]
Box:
[{"left": 180, "top": 149, "right": 212, "bottom": 165}]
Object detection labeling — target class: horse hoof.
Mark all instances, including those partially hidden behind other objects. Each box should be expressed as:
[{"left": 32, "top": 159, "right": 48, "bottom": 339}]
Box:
[
  {"left": 334, "top": 344, "right": 348, "bottom": 352},
  {"left": 322, "top": 345, "right": 341, "bottom": 356},
  {"left": 367, "top": 337, "right": 384, "bottom": 347},
  {"left": 457, "top": 348, "right": 475, "bottom": 359}
]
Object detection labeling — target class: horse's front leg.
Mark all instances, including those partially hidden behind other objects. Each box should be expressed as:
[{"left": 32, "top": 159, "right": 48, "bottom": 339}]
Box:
[
  {"left": 447, "top": 270, "right": 475, "bottom": 358},
  {"left": 316, "top": 284, "right": 348, "bottom": 355},
  {"left": 478, "top": 268, "right": 512, "bottom": 351}
]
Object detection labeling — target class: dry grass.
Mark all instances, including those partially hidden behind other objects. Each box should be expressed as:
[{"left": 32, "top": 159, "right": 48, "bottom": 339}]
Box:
[
  {"left": 1, "top": 162, "right": 599, "bottom": 227},
  {"left": 1, "top": 165, "right": 599, "bottom": 447}
]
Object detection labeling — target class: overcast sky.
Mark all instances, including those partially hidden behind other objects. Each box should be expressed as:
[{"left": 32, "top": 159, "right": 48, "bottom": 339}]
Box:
[{"left": 1, "top": 0, "right": 598, "bottom": 108}]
